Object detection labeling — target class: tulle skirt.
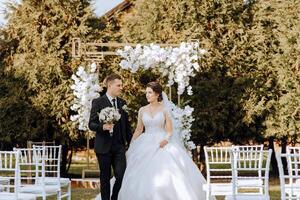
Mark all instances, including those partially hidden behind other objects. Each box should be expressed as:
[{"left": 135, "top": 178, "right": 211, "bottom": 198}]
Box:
[{"left": 118, "top": 131, "right": 207, "bottom": 200}]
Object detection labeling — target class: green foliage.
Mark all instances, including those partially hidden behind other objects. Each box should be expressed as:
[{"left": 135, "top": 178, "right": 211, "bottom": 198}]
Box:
[
  {"left": 1, "top": 0, "right": 104, "bottom": 144},
  {"left": 121, "top": 0, "right": 259, "bottom": 144},
  {"left": 121, "top": 0, "right": 299, "bottom": 144},
  {"left": 241, "top": 0, "right": 300, "bottom": 139},
  {"left": 1, "top": 0, "right": 299, "bottom": 150}
]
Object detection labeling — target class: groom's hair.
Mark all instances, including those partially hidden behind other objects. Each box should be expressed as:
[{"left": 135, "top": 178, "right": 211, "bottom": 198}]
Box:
[{"left": 105, "top": 73, "right": 121, "bottom": 86}]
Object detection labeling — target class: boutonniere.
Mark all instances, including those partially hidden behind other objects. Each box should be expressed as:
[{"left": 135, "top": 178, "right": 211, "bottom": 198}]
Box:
[{"left": 121, "top": 105, "right": 130, "bottom": 113}]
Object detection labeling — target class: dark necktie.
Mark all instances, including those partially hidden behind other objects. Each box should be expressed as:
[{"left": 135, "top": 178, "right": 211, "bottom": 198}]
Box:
[{"left": 112, "top": 98, "right": 117, "bottom": 109}]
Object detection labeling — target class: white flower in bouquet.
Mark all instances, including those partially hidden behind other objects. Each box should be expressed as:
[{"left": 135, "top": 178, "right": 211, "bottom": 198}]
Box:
[{"left": 98, "top": 107, "right": 121, "bottom": 135}]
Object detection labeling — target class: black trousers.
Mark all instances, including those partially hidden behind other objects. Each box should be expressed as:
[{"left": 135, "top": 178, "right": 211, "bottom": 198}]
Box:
[{"left": 96, "top": 145, "right": 126, "bottom": 200}]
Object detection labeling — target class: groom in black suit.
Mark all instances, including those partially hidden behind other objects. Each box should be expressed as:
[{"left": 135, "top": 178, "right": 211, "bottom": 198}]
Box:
[{"left": 89, "top": 73, "right": 132, "bottom": 200}]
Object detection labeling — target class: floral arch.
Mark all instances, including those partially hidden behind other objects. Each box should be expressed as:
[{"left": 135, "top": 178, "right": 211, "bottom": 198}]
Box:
[{"left": 70, "top": 41, "right": 206, "bottom": 152}]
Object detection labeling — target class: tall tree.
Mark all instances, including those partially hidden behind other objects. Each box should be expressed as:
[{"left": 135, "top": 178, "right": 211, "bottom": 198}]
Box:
[
  {"left": 2, "top": 0, "right": 104, "bottom": 174},
  {"left": 240, "top": 0, "right": 300, "bottom": 173},
  {"left": 0, "top": 28, "right": 47, "bottom": 150},
  {"left": 242, "top": 0, "right": 300, "bottom": 139}
]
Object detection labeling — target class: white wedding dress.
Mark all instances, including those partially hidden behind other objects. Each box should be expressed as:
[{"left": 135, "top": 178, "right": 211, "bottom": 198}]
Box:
[{"left": 117, "top": 109, "right": 207, "bottom": 200}]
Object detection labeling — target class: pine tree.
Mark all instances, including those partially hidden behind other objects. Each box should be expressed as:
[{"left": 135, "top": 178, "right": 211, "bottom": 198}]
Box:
[
  {"left": 242, "top": 0, "right": 300, "bottom": 139},
  {"left": 0, "top": 28, "right": 46, "bottom": 149},
  {"left": 2, "top": 0, "right": 104, "bottom": 174}
]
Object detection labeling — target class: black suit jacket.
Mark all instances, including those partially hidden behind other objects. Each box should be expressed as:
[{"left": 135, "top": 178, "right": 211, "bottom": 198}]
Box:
[{"left": 88, "top": 94, "right": 132, "bottom": 154}]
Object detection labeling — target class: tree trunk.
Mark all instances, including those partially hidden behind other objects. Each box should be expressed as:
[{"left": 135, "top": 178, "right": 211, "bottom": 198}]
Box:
[
  {"left": 268, "top": 137, "right": 278, "bottom": 175},
  {"left": 199, "top": 145, "right": 206, "bottom": 175},
  {"left": 281, "top": 137, "right": 288, "bottom": 173},
  {"left": 61, "top": 144, "right": 68, "bottom": 177}
]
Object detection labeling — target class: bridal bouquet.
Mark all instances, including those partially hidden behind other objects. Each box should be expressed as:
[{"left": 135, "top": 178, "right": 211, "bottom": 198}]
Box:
[{"left": 98, "top": 107, "right": 121, "bottom": 136}]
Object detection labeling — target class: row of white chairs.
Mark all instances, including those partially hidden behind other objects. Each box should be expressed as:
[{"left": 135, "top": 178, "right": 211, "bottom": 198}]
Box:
[
  {"left": 276, "top": 147, "right": 300, "bottom": 200},
  {"left": 0, "top": 145, "right": 71, "bottom": 200},
  {"left": 203, "top": 145, "right": 272, "bottom": 200},
  {"left": 204, "top": 145, "right": 300, "bottom": 200}
]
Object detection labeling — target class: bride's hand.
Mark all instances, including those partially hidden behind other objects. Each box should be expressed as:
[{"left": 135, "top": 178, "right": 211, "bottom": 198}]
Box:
[{"left": 159, "top": 139, "right": 168, "bottom": 148}]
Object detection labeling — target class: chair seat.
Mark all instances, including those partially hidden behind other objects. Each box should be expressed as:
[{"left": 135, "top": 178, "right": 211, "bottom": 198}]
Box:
[
  {"left": 0, "top": 177, "right": 9, "bottom": 192},
  {"left": 283, "top": 179, "right": 300, "bottom": 196},
  {"left": 0, "top": 192, "right": 36, "bottom": 200},
  {"left": 0, "top": 177, "right": 9, "bottom": 183},
  {"left": 236, "top": 179, "right": 263, "bottom": 187},
  {"left": 203, "top": 183, "right": 233, "bottom": 195},
  {"left": 203, "top": 179, "right": 264, "bottom": 196},
  {"left": 225, "top": 194, "right": 269, "bottom": 200},
  {"left": 285, "top": 183, "right": 300, "bottom": 197},
  {"left": 20, "top": 185, "right": 60, "bottom": 195},
  {"left": 36, "top": 177, "right": 71, "bottom": 186}
]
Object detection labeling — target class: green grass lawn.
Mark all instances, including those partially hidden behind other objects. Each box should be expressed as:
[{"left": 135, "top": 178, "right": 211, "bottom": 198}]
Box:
[
  {"left": 68, "top": 163, "right": 99, "bottom": 178},
  {"left": 45, "top": 188, "right": 98, "bottom": 200},
  {"left": 71, "top": 188, "right": 99, "bottom": 200},
  {"left": 269, "top": 185, "right": 281, "bottom": 200}
]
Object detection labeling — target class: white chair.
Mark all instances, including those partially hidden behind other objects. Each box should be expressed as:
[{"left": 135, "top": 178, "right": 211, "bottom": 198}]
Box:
[
  {"left": 15, "top": 147, "right": 60, "bottom": 200},
  {"left": 203, "top": 146, "right": 234, "bottom": 200},
  {"left": 33, "top": 145, "right": 71, "bottom": 200},
  {"left": 0, "top": 150, "right": 36, "bottom": 200},
  {"left": 276, "top": 147, "right": 300, "bottom": 200},
  {"left": 226, "top": 148, "right": 272, "bottom": 200},
  {"left": 233, "top": 145, "right": 265, "bottom": 193}
]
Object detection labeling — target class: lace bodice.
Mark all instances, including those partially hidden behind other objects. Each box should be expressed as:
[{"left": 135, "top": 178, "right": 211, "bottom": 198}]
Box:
[{"left": 142, "top": 111, "right": 166, "bottom": 134}]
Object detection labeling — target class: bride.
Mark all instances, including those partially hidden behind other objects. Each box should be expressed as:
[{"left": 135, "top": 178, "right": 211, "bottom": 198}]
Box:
[{"left": 117, "top": 81, "right": 208, "bottom": 200}]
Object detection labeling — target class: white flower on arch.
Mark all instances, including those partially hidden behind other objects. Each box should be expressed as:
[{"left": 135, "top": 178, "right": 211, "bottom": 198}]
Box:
[
  {"left": 70, "top": 63, "right": 102, "bottom": 132},
  {"left": 117, "top": 42, "right": 205, "bottom": 151},
  {"left": 117, "top": 42, "right": 206, "bottom": 96}
]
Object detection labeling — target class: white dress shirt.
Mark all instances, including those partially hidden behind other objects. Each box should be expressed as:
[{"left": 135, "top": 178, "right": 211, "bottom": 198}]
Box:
[{"left": 106, "top": 93, "right": 118, "bottom": 109}]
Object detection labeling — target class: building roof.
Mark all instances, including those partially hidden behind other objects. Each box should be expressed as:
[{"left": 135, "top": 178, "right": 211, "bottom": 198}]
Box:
[{"left": 104, "top": 0, "right": 132, "bottom": 19}]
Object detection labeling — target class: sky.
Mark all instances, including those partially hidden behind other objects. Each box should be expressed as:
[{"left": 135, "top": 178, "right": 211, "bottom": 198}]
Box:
[{"left": 0, "top": 0, "right": 123, "bottom": 26}]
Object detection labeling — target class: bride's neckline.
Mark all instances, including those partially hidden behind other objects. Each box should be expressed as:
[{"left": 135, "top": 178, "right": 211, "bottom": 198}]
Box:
[
  {"left": 144, "top": 104, "right": 164, "bottom": 119},
  {"left": 143, "top": 110, "right": 163, "bottom": 119}
]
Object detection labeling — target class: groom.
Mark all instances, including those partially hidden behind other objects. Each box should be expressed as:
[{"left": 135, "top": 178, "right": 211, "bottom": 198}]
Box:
[{"left": 89, "top": 73, "right": 132, "bottom": 200}]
